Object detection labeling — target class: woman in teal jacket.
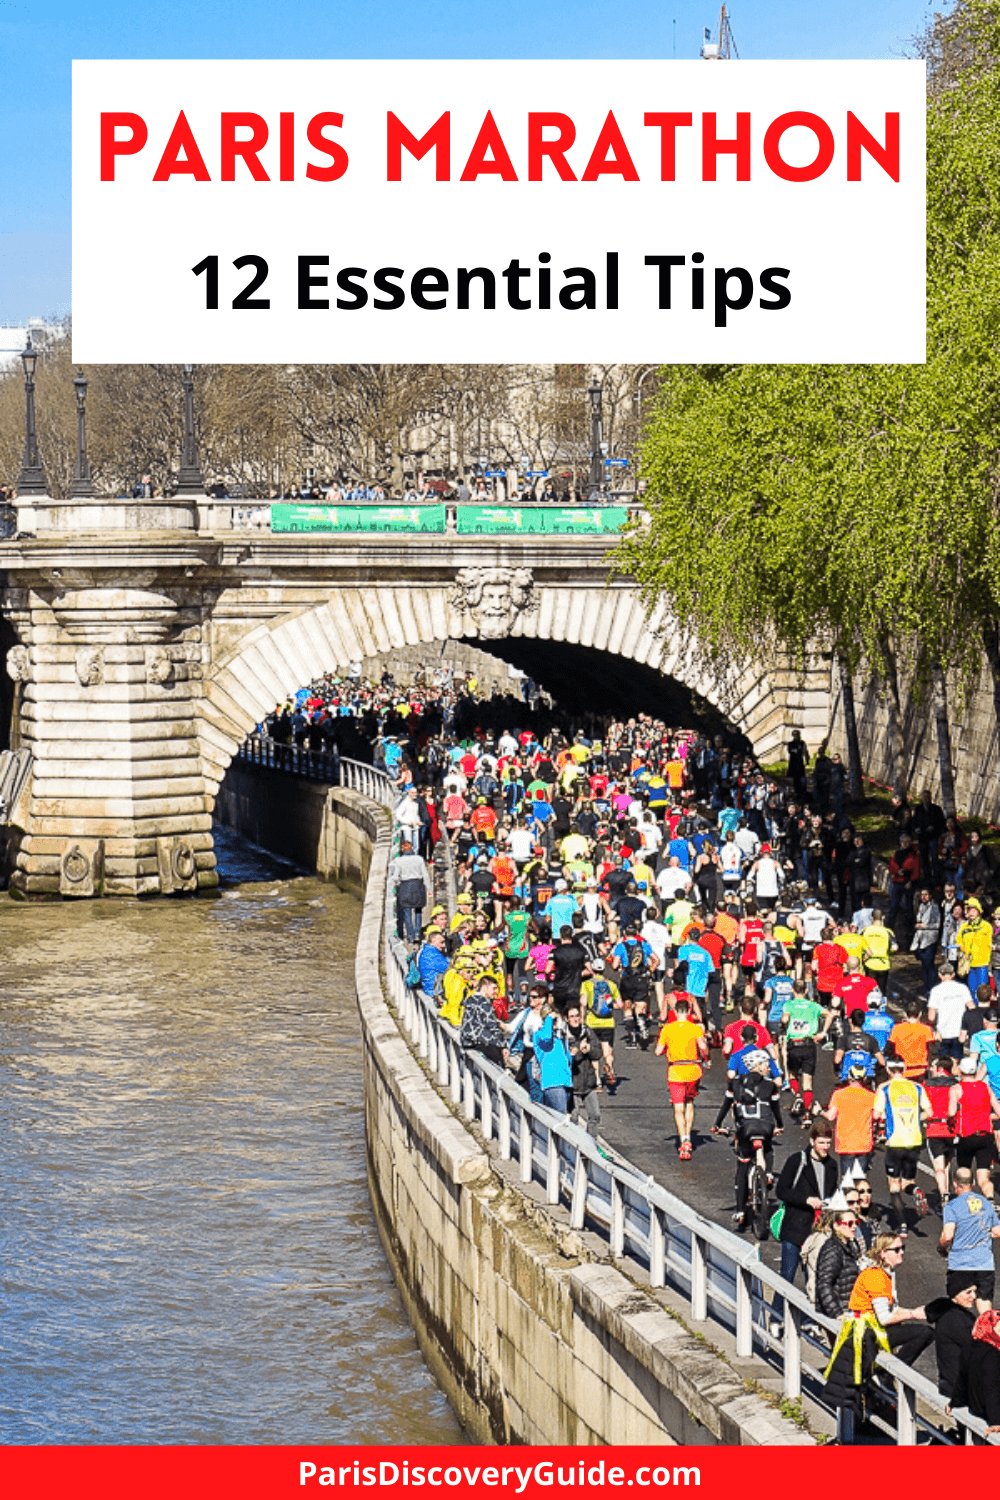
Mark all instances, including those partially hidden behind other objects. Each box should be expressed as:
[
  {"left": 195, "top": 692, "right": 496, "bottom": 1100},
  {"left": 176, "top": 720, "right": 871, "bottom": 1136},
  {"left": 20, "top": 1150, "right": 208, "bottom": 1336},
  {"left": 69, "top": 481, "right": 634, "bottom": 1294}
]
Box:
[{"left": 535, "top": 1010, "right": 573, "bottom": 1114}]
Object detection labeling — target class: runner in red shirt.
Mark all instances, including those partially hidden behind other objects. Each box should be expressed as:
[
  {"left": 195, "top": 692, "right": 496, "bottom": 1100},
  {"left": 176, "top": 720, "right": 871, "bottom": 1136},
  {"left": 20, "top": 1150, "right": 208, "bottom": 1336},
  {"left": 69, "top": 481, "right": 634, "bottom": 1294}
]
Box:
[
  {"left": 833, "top": 960, "right": 878, "bottom": 1016},
  {"left": 722, "top": 997, "right": 773, "bottom": 1057},
  {"left": 813, "top": 927, "right": 847, "bottom": 1002}
]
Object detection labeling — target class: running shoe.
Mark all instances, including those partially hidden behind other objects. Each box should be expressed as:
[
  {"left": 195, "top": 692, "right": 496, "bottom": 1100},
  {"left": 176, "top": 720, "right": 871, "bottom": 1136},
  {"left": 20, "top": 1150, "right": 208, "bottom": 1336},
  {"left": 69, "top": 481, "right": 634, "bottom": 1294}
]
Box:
[
  {"left": 913, "top": 1187, "right": 930, "bottom": 1217},
  {"left": 678, "top": 1140, "right": 693, "bottom": 1160}
]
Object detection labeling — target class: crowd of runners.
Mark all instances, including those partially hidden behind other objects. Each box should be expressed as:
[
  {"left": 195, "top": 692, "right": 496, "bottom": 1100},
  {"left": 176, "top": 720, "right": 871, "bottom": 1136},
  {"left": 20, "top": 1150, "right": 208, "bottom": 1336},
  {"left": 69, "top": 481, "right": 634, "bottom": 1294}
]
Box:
[{"left": 272, "top": 687, "right": 1000, "bottom": 1440}]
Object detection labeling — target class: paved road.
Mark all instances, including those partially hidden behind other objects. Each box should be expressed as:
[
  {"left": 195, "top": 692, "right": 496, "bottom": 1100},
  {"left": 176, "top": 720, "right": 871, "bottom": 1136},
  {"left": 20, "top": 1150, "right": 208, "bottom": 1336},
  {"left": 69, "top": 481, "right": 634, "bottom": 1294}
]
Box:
[{"left": 597, "top": 987, "right": 951, "bottom": 1313}]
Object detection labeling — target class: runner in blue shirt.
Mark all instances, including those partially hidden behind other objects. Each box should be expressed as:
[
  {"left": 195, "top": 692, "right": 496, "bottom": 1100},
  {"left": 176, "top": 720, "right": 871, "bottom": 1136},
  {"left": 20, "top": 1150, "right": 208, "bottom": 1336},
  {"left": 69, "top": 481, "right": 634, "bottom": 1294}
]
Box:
[
  {"left": 677, "top": 938, "right": 715, "bottom": 1001},
  {"left": 862, "top": 995, "right": 895, "bottom": 1053},
  {"left": 761, "top": 964, "right": 795, "bottom": 1041}
]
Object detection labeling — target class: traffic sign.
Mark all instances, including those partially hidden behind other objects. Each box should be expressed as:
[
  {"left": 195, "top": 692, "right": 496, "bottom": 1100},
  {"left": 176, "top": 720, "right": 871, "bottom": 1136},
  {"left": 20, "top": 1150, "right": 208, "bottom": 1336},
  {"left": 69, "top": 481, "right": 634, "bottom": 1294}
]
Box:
[
  {"left": 604, "top": 457, "right": 629, "bottom": 468},
  {"left": 484, "top": 469, "right": 505, "bottom": 478},
  {"left": 525, "top": 469, "right": 550, "bottom": 477}
]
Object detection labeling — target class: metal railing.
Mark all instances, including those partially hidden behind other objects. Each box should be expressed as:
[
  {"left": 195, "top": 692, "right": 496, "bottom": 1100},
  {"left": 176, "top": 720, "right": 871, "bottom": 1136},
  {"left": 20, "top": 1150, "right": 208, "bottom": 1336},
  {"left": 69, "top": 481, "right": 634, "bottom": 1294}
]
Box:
[
  {"left": 243, "top": 739, "right": 996, "bottom": 1446},
  {"left": 240, "top": 734, "right": 397, "bottom": 806}
]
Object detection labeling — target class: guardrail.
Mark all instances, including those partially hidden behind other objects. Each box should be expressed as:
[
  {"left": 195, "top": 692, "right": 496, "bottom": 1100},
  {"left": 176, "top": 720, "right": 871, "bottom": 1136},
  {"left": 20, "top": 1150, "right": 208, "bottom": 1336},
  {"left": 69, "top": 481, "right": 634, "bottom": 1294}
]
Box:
[
  {"left": 240, "top": 734, "right": 398, "bottom": 806},
  {"left": 240, "top": 737, "right": 996, "bottom": 1447}
]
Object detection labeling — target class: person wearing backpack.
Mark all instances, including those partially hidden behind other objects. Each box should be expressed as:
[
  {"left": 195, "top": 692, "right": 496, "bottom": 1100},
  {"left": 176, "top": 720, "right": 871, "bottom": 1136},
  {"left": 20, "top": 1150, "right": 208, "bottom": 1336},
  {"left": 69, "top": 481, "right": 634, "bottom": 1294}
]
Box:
[
  {"left": 580, "top": 960, "right": 621, "bottom": 1091},
  {"left": 873, "top": 1057, "right": 932, "bottom": 1230},
  {"left": 771, "top": 1120, "right": 838, "bottom": 1323},
  {"left": 727, "top": 1051, "right": 784, "bottom": 1229},
  {"left": 619, "top": 944, "right": 654, "bottom": 1050}
]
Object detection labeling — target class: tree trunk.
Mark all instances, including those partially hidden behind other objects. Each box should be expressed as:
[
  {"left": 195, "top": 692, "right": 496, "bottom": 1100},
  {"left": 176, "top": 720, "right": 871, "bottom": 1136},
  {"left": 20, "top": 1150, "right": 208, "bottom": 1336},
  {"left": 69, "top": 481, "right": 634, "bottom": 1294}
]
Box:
[
  {"left": 882, "top": 647, "right": 908, "bottom": 796},
  {"left": 930, "top": 664, "right": 957, "bottom": 818},
  {"left": 837, "top": 651, "right": 864, "bottom": 803},
  {"left": 981, "top": 620, "right": 1000, "bottom": 753}
]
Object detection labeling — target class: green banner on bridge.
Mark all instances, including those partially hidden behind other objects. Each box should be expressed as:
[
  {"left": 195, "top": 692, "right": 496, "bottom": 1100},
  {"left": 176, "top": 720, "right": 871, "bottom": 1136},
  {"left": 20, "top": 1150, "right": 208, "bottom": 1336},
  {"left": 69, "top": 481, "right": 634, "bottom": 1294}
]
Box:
[
  {"left": 270, "top": 503, "right": 447, "bottom": 534},
  {"left": 455, "top": 505, "right": 631, "bottom": 536}
]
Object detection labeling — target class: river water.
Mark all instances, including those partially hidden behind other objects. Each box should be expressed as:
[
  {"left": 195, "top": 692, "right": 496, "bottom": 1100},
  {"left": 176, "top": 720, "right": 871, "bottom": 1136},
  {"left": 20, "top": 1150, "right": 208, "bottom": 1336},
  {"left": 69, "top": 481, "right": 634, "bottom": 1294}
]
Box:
[{"left": 0, "top": 827, "right": 461, "bottom": 1444}]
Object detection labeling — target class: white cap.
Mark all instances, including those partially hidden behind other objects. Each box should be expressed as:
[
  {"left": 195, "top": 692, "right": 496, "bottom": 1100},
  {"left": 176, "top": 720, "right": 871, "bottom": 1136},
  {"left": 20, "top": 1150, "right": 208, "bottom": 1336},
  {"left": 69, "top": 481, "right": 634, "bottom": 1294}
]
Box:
[{"left": 960, "top": 1055, "right": 978, "bottom": 1076}]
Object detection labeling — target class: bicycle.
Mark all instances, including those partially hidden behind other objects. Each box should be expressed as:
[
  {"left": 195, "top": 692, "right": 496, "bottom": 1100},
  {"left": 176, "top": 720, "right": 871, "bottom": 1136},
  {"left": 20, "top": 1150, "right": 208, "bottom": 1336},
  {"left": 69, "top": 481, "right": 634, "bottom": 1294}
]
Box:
[
  {"left": 747, "top": 1135, "right": 772, "bottom": 1240},
  {"left": 715, "top": 1126, "right": 777, "bottom": 1239}
]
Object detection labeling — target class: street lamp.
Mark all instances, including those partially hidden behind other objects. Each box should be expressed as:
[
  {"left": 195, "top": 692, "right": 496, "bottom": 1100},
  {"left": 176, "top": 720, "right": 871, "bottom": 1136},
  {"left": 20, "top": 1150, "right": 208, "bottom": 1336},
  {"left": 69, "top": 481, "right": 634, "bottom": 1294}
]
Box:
[
  {"left": 587, "top": 380, "right": 604, "bottom": 501},
  {"left": 634, "top": 365, "right": 660, "bottom": 426},
  {"left": 175, "top": 363, "right": 205, "bottom": 495},
  {"left": 70, "top": 369, "right": 97, "bottom": 498},
  {"left": 16, "top": 336, "right": 48, "bottom": 497}
]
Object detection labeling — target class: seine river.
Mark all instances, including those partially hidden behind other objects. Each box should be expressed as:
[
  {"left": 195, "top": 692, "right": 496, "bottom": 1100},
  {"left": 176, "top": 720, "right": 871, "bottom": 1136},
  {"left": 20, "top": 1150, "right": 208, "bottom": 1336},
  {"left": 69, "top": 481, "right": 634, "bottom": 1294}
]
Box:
[{"left": 0, "top": 827, "right": 461, "bottom": 1444}]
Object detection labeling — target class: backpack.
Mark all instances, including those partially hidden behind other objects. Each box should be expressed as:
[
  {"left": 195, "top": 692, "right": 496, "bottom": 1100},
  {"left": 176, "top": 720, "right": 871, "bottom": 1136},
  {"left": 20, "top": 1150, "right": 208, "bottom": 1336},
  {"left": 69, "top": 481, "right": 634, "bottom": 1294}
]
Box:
[
  {"left": 591, "top": 980, "right": 614, "bottom": 1019},
  {"left": 733, "top": 1077, "right": 774, "bottom": 1131},
  {"left": 839, "top": 1044, "right": 876, "bottom": 1081},
  {"left": 405, "top": 953, "right": 422, "bottom": 989}
]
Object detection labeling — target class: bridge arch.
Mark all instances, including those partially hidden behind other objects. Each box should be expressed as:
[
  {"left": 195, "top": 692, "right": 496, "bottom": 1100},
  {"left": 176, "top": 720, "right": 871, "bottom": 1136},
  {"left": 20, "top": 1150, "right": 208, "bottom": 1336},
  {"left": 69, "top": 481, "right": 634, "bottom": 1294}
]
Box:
[{"left": 199, "top": 579, "right": 829, "bottom": 796}]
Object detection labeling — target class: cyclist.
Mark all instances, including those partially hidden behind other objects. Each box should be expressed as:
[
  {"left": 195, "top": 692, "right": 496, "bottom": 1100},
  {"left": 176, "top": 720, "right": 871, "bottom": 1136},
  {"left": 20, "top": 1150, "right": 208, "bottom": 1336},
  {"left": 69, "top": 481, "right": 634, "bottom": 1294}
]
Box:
[{"left": 727, "top": 1051, "right": 784, "bottom": 1230}]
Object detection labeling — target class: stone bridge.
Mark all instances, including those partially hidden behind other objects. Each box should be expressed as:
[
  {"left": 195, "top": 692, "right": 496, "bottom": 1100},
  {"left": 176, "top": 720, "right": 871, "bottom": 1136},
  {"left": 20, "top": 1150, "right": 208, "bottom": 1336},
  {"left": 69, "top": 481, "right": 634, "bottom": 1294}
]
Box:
[{"left": 0, "top": 497, "right": 832, "bottom": 895}]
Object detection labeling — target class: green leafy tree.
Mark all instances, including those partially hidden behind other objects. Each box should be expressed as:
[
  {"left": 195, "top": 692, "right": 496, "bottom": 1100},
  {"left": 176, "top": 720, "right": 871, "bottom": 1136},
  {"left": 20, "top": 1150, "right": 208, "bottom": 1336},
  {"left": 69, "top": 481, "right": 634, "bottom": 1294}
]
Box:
[{"left": 624, "top": 0, "right": 1000, "bottom": 807}]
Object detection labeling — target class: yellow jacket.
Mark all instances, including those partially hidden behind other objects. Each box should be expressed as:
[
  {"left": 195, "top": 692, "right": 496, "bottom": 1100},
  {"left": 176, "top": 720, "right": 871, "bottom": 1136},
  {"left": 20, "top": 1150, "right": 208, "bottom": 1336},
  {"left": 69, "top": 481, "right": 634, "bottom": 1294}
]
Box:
[{"left": 957, "top": 917, "right": 992, "bottom": 968}]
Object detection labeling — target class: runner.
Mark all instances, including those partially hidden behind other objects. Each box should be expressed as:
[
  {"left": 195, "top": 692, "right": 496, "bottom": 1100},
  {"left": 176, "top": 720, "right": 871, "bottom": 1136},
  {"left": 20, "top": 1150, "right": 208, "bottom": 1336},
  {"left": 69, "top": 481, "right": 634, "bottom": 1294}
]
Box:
[
  {"left": 924, "top": 1049, "right": 960, "bottom": 1208},
  {"left": 888, "top": 998, "right": 935, "bottom": 1082},
  {"left": 781, "top": 977, "right": 830, "bottom": 1120},
  {"left": 655, "top": 997, "right": 709, "bottom": 1160},
  {"left": 954, "top": 1055, "right": 1000, "bottom": 1200},
  {"left": 580, "top": 959, "right": 621, "bottom": 1092},
  {"left": 823, "top": 1067, "right": 876, "bottom": 1179},
  {"left": 873, "top": 1058, "right": 932, "bottom": 1230}
]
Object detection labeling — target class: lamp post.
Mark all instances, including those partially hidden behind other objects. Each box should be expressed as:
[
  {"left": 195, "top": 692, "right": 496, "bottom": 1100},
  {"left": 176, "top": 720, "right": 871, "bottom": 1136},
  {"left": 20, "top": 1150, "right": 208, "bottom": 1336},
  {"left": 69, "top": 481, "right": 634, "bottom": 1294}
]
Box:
[
  {"left": 16, "top": 336, "right": 48, "bottom": 496},
  {"left": 175, "top": 363, "right": 205, "bottom": 495},
  {"left": 69, "top": 369, "right": 97, "bottom": 498},
  {"left": 587, "top": 380, "right": 604, "bottom": 501}
]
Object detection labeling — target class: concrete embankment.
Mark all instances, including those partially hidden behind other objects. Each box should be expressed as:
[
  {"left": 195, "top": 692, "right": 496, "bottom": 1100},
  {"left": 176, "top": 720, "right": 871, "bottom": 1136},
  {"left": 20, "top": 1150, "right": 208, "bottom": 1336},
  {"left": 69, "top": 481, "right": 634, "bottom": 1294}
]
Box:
[{"left": 215, "top": 759, "right": 810, "bottom": 1446}]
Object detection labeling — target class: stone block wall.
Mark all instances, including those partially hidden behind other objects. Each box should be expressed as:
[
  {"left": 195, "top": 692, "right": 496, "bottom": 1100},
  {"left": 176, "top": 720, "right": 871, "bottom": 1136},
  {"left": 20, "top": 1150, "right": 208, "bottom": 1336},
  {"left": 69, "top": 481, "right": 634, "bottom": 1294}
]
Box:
[{"left": 827, "top": 661, "right": 1000, "bottom": 822}]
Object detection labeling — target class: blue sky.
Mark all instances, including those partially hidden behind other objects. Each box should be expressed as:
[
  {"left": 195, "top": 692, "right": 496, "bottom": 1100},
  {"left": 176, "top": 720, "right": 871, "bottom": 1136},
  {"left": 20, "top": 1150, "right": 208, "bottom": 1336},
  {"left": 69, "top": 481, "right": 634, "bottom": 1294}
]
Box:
[{"left": 1, "top": 0, "right": 936, "bottom": 321}]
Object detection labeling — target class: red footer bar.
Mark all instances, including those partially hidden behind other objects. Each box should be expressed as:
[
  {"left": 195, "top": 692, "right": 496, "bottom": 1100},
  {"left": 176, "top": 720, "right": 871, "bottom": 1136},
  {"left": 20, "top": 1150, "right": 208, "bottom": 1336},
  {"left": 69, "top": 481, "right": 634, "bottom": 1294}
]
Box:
[{"left": 2, "top": 1446, "right": 998, "bottom": 1500}]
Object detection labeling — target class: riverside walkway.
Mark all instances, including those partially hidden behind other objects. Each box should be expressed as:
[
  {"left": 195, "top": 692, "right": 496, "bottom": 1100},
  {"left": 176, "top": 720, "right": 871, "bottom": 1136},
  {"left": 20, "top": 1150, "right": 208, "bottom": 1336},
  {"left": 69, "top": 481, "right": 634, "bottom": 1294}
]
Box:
[
  {"left": 236, "top": 735, "right": 992, "bottom": 1443},
  {"left": 598, "top": 1009, "right": 946, "bottom": 1311}
]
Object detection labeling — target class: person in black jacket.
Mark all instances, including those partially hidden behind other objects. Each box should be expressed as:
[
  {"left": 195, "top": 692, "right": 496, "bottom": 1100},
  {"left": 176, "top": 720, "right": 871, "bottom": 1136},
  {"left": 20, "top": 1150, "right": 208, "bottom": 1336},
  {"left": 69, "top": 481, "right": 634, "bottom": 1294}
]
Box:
[
  {"left": 815, "top": 1210, "right": 863, "bottom": 1320},
  {"left": 951, "top": 1307, "right": 1000, "bottom": 1434},
  {"left": 926, "top": 1278, "right": 977, "bottom": 1403},
  {"left": 845, "top": 835, "right": 875, "bottom": 917},
  {"left": 772, "top": 1120, "right": 838, "bottom": 1321}
]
